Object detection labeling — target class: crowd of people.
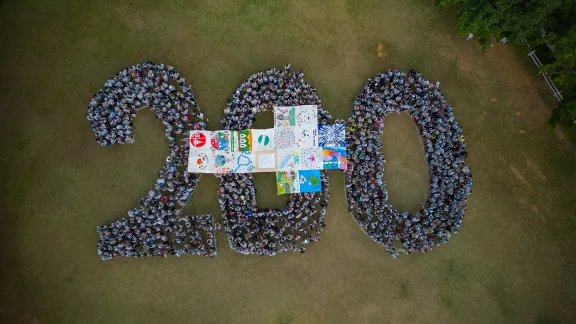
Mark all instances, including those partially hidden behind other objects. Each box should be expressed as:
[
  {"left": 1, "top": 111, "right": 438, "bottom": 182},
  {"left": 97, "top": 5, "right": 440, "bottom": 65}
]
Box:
[
  {"left": 88, "top": 62, "right": 471, "bottom": 260},
  {"left": 345, "top": 69, "right": 472, "bottom": 257},
  {"left": 218, "top": 65, "right": 332, "bottom": 255},
  {"left": 88, "top": 62, "right": 215, "bottom": 260}
]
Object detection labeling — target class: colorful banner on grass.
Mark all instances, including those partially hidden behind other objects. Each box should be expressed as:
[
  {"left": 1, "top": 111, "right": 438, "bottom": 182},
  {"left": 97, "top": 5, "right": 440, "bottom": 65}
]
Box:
[
  {"left": 275, "top": 169, "right": 322, "bottom": 194},
  {"left": 231, "top": 130, "right": 252, "bottom": 152},
  {"left": 187, "top": 105, "right": 346, "bottom": 194},
  {"left": 322, "top": 147, "right": 347, "bottom": 170},
  {"left": 252, "top": 129, "right": 275, "bottom": 151}
]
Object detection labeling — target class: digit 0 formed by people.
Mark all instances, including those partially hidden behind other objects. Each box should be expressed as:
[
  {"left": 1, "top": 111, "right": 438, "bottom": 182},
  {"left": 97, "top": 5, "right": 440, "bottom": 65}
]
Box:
[
  {"left": 87, "top": 62, "right": 472, "bottom": 260},
  {"left": 345, "top": 70, "right": 472, "bottom": 258},
  {"left": 217, "top": 65, "right": 332, "bottom": 255}
]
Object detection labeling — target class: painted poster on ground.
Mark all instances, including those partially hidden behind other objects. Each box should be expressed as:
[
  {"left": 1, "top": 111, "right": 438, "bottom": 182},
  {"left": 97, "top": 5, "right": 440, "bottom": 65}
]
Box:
[
  {"left": 276, "top": 147, "right": 323, "bottom": 171},
  {"left": 251, "top": 128, "right": 275, "bottom": 151},
  {"left": 212, "top": 151, "right": 234, "bottom": 174},
  {"left": 277, "top": 148, "right": 301, "bottom": 171},
  {"left": 255, "top": 150, "right": 278, "bottom": 172},
  {"left": 322, "top": 147, "right": 347, "bottom": 170},
  {"left": 274, "top": 105, "right": 318, "bottom": 127},
  {"left": 294, "top": 105, "right": 318, "bottom": 126},
  {"left": 276, "top": 171, "right": 300, "bottom": 195},
  {"left": 273, "top": 127, "right": 295, "bottom": 150},
  {"left": 276, "top": 170, "right": 322, "bottom": 194},
  {"left": 210, "top": 130, "right": 232, "bottom": 152},
  {"left": 188, "top": 151, "right": 233, "bottom": 173},
  {"left": 294, "top": 125, "right": 318, "bottom": 148},
  {"left": 188, "top": 152, "right": 212, "bottom": 173},
  {"left": 189, "top": 131, "right": 212, "bottom": 152},
  {"left": 298, "top": 170, "right": 322, "bottom": 193},
  {"left": 230, "top": 151, "right": 256, "bottom": 173},
  {"left": 318, "top": 124, "right": 346, "bottom": 148},
  {"left": 274, "top": 106, "right": 297, "bottom": 127},
  {"left": 299, "top": 147, "right": 323, "bottom": 170},
  {"left": 231, "top": 130, "right": 252, "bottom": 152}
]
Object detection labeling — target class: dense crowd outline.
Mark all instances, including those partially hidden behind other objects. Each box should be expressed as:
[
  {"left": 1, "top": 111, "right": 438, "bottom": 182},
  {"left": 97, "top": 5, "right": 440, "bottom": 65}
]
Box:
[{"left": 87, "top": 62, "right": 471, "bottom": 260}]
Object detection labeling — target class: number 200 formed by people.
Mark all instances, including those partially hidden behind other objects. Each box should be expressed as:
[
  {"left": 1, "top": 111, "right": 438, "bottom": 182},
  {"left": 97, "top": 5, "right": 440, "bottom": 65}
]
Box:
[{"left": 88, "top": 62, "right": 472, "bottom": 260}]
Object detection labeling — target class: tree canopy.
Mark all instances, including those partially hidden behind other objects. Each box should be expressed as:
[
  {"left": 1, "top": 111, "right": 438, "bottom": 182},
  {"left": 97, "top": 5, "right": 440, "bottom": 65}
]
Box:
[{"left": 440, "top": 0, "right": 576, "bottom": 128}]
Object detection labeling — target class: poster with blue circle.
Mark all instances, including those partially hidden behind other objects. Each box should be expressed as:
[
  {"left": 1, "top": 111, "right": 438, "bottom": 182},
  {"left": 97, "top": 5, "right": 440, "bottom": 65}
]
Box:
[{"left": 298, "top": 170, "right": 322, "bottom": 193}]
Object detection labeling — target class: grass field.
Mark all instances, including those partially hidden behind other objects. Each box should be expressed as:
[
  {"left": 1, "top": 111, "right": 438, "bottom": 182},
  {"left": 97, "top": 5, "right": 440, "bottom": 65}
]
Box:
[{"left": 1, "top": 0, "right": 576, "bottom": 323}]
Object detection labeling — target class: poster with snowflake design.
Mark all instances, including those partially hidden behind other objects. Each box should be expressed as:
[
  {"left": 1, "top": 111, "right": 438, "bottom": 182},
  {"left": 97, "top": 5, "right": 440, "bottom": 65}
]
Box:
[{"left": 318, "top": 124, "right": 346, "bottom": 147}]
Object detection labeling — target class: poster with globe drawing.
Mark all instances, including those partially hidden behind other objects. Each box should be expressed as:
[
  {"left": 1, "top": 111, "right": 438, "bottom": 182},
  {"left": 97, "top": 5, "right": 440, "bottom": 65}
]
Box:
[
  {"left": 211, "top": 151, "right": 234, "bottom": 174},
  {"left": 209, "top": 130, "right": 232, "bottom": 153},
  {"left": 251, "top": 128, "right": 275, "bottom": 151}
]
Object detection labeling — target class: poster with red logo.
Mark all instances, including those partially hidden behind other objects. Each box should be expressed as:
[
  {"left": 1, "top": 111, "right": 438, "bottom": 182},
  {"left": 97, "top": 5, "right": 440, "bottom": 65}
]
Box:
[{"left": 189, "top": 131, "right": 211, "bottom": 152}]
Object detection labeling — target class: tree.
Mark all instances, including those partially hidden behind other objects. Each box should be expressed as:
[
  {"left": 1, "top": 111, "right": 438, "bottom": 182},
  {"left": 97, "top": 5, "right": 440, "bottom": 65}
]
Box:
[
  {"left": 538, "top": 32, "right": 576, "bottom": 89},
  {"left": 440, "top": 0, "right": 576, "bottom": 128},
  {"left": 440, "top": 0, "right": 565, "bottom": 49},
  {"left": 539, "top": 32, "right": 576, "bottom": 128},
  {"left": 548, "top": 101, "right": 576, "bottom": 128}
]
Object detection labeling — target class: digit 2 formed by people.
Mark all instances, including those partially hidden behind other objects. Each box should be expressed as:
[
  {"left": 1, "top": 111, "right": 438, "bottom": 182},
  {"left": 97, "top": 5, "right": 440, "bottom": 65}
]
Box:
[{"left": 88, "top": 62, "right": 472, "bottom": 260}]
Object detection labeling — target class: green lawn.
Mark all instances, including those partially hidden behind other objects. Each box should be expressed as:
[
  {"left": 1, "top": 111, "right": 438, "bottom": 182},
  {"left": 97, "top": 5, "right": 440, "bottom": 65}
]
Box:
[{"left": 1, "top": 0, "right": 575, "bottom": 323}]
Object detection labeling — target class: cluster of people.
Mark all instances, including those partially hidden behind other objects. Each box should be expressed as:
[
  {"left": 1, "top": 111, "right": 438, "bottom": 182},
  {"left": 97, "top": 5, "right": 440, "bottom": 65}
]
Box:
[
  {"left": 219, "top": 64, "right": 332, "bottom": 129},
  {"left": 87, "top": 61, "right": 206, "bottom": 145},
  {"left": 88, "top": 62, "right": 215, "bottom": 260},
  {"left": 88, "top": 62, "right": 471, "bottom": 260},
  {"left": 218, "top": 65, "right": 332, "bottom": 255},
  {"left": 345, "top": 69, "right": 472, "bottom": 257}
]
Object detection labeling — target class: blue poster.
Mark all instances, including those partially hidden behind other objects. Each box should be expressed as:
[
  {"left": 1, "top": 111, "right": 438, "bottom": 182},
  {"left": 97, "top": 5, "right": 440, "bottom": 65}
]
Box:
[
  {"left": 298, "top": 170, "right": 322, "bottom": 193},
  {"left": 318, "top": 124, "right": 346, "bottom": 147},
  {"left": 322, "top": 147, "right": 347, "bottom": 170}
]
